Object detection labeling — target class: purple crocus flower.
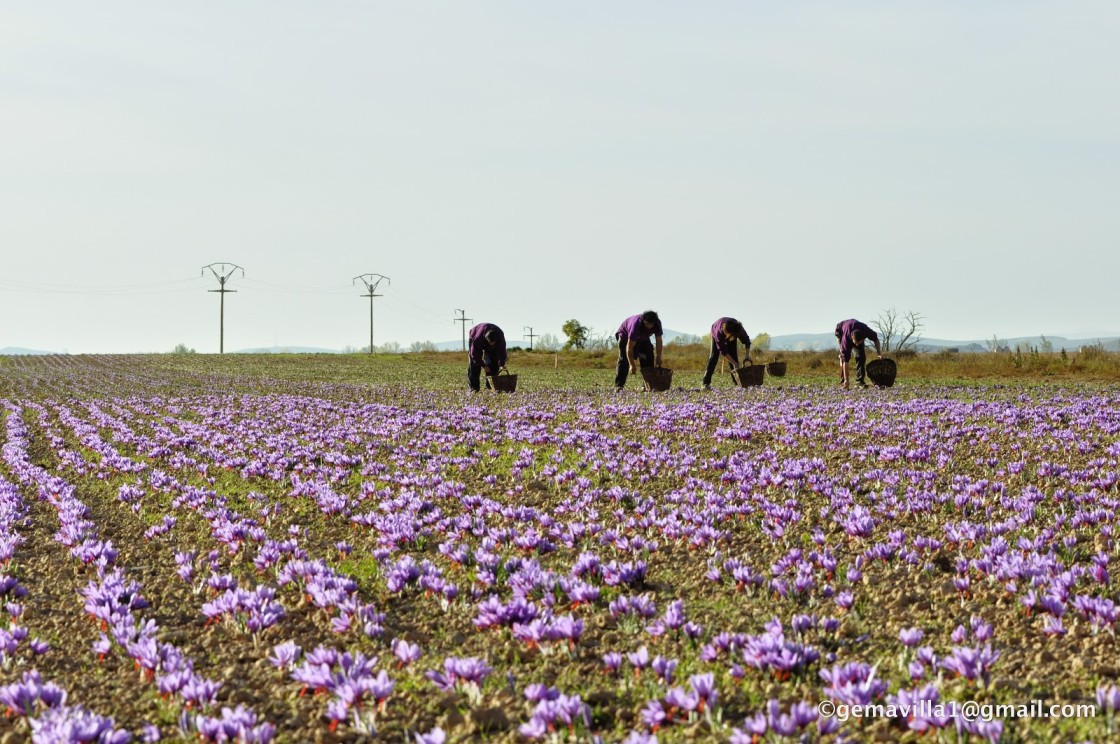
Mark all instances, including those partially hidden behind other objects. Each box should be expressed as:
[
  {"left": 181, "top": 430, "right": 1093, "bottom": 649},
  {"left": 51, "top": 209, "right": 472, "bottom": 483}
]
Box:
[
  {"left": 414, "top": 728, "right": 446, "bottom": 744},
  {"left": 392, "top": 638, "right": 422, "bottom": 667},
  {"left": 651, "top": 656, "right": 677, "bottom": 684},
  {"left": 628, "top": 646, "right": 651, "bottom": 675},
  {"left": 268, "top": 641, "right": 301, "bottom": 669},
  {"left": 688, "top": 673, "right": 718, "bottom": 711},
  {"left": 899, "top": 627, "right": 924, "bottom": 647}
]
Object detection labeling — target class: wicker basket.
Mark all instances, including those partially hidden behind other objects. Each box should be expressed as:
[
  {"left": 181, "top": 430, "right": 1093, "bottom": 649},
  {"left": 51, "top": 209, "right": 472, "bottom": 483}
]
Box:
[
  {"left": 640, "top": 366, "right": 673, "bottom": 392},
  {"left": 766, "top": 361, "right": 787, "bottom": 377},
  {"left": 866, "top": 358, "right": 897, "bottom": 388},
  {"left": 490, "top": 370, "right": 518, "bottom": 393},
  {"left": 732, "top": 364, "right": 765, "bottom": 387}
]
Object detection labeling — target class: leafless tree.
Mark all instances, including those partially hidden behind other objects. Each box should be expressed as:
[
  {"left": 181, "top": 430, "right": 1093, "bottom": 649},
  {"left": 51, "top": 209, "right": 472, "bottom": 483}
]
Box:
[
  {"left": 874, "top": 308, "right": 925, "bottom": 352},
  {"left": 985, "top": 335, "right": 1009, "bottom": 353},
  {"left": 536, "top": 333, "right": 560, "bottom": 352},
  {"left": 585, "top": 331, "right": 614, "bottom": 351}
]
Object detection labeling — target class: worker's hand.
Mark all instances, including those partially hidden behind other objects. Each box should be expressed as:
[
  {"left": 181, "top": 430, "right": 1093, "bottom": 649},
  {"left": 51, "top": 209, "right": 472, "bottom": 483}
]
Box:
[
  {"left": 744, "top": 355, "right": 752, "bottom": 366},
  {"left": 655, "top": 357, "right": 663, "bottom": 368},
  {"left": 483, "top": 366, "right": 492, "bottom": 377}
]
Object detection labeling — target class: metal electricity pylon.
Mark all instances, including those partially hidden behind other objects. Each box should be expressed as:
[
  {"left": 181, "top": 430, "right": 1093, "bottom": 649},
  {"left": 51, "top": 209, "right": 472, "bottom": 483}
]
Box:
[
  {"left": 524, "top": 326, "right": 537, "bottom": 350},
  {"left": 353, "top": 274, "right": 390, "bottom": 353},
  {"left": 201, "top": 263, "right": 244, "bottom": 354}
]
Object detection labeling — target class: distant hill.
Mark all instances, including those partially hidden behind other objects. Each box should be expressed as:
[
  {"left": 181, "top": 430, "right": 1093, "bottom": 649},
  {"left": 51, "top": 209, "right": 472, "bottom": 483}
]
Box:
[
  {"left": 433, "top": 327, "right": 697, "bottom": 351},
  {"left": 0, "top": 346, "right": 57, "bottom": 355},
  {"left": 768, "top": 334, "right": 1120, "bottom": 353}
]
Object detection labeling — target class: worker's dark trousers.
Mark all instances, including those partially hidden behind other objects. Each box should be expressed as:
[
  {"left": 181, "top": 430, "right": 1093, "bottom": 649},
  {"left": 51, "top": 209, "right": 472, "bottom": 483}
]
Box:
[{"left": 614, "top": 335, "right": 654, "bottom": 388}]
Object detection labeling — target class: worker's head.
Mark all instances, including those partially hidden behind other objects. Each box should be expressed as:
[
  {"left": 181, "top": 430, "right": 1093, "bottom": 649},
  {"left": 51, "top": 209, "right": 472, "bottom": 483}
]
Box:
[
  {"left": 852, "top": 329, "right": 866, "bottom": 346},
  {"left": 640, "top": 310, "right": 659, "bottom": 330},
  {"left": 724, "top": 320, "right": 743, "bottom": 340},
  {"left": 484, "top": 329, "right": 499, "bottom": 346}
]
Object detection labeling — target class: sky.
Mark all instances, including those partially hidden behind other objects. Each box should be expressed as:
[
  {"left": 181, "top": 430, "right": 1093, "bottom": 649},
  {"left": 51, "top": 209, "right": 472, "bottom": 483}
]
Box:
[{"left": 2, "top": 2, "right": 1118, "bottom": 353}]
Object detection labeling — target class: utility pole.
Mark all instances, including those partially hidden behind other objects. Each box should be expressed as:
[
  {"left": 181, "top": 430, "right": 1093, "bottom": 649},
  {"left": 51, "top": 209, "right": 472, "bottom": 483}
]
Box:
[
  {"left": 453, "top": 309, "right": 473, "bottom": 351},
  {"left": 201, "top": 263, "right": 243, "bottom": 354},
  {"left": 524, "top": 326, "right": 537, "bottom": 350},
  {"left": 353, "top": 274, "right": 390, "bottom": 353}
]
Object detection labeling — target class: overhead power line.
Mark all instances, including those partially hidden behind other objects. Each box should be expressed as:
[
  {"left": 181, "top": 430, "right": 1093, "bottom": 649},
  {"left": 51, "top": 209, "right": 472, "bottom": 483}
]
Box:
[
  {"left": 240, "top": 277, "right": 353, "bottom": 294},
  {"left": 0, "top": 277, "right": 207, "bottom": 296}
]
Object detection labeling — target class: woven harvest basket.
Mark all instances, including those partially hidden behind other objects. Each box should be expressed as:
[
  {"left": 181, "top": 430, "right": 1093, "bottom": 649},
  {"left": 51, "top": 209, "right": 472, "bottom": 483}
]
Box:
[
  {"left": 490, "top": 371, "right": 518, "bottom": 393},
  {"left": 640, "top": 366, "right": 673, "bottom": 392},
  {"left": 766, "top": 361, "right": 787, "bottom": 377},
  {"left": 732, "top": 364, "right": 765, "bottom": 387},
  {"left": 867, "top": 358, "right": 897, "bottom": 388}
]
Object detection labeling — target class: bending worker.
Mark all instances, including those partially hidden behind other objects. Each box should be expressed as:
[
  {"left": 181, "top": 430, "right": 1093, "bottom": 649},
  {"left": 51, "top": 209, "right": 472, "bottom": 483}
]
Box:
[
  {"left": 703, "top": 317, "right": 752, "bottom": 389},
  {"left": 467, "top": 322, "right": 507, "bottom": 392},
  {"left": 615, "top": 310, "right": 663, "bottom": 389},
  {"left": 834, "top": 318, "right": 882, "bottom": 389}
]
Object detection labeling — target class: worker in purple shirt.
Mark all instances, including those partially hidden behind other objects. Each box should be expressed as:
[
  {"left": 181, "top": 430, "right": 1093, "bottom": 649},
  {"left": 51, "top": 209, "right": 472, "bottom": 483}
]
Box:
[
  {"left": 614, "top": 310, "right": 663, "bottom": 389},
  {"left": 467, "top": 322, "right": 508, "bottom": 392},
  {"left": 703, "top": 317, "right": 752, "bottom": 389},
  {"left": 834, "top": 318, "right": 882, "bottom": 389}
]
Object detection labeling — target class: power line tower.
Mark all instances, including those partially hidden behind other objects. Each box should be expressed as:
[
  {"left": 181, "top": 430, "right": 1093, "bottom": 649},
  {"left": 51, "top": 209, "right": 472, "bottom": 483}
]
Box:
[
  {"left": 201, "top": 263, "right": 244, "bottom": 354},
  {"left": 353, "top": 274, "right": 390, "bottom": 353},
  {"left": 524, "top": 326, "right": 537, "bottom": 350},
  {"left": 453, "top": 309, "right": 473, "bottom": 351}
]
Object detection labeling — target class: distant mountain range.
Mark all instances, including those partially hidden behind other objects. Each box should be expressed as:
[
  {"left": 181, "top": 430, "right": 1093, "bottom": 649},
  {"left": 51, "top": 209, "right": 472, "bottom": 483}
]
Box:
[
  {"left": 765, "top": 334, "right": 1120, "bottom": 353},
  {"left": 0, "top": 346, "right": 57, "bottom": 355},
  {"left": 233, "top": 346, "right": 342, "bottom": 354}
]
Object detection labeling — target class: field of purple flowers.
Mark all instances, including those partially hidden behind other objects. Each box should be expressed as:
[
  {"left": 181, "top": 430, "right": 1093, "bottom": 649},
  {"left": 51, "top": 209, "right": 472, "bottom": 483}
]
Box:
[{"left": 1, "top": 354, "right": 1119, "bottom": 742}]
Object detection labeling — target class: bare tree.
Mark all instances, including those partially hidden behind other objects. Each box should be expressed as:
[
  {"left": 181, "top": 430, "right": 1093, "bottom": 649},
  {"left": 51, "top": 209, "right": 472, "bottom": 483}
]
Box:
[
  {"left": 874, "top": 308, "right": 925, "bottom": 352},
  {"left": 985, "top": 335, "right": 1009, "bottom": 353},
  {"left": 585, "top": 331, "right": 615, "bottom": 351},
  {"left": 897, "top": 310, "right": 925, "bottom": 351},
  {"left": 536, "top": 333, "right": 560, "bottom": 352}
]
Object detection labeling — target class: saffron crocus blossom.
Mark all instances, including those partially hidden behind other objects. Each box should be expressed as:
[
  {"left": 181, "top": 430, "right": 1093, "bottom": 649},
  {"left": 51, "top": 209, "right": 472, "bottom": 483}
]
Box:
[
  {"left": 426, "top": 657, "right": 491, "bottom": 694},
  {"left": 391, "top": 638, "right": 422, "bottom": 667},
  {"left": 520, "top": 692, "right": 590, "bottom": 739},
  {"left": 940, "top": 645, "right": 1001, "bottom": 686},
  {"left": 1098, "top": 684, "right": 1120, "bottom": 713},
  {"left": 269, "top": 641, "right": 301, "bottom": 669},
  {"left": 688, "top": 673, "right": 719, "bottom": 711},
  {"left": 889, "top": 685, "right": 951, "bottom": 732},
  {"left": 414, "top": 728, "right": 446, "bottom": 744},
  {"left": 820, "top": 662, "right": 887, "bottom": 705},
  {"left": 651, "top": 656, "right": 677, "bottom": 684},
  {"left": 29, "top": 705, "right": 132, "bottom": 744},
  {"left": 628, "top": 646, "right": 651, "bottom": 673},
  {"left": 899, "top": 627, "right": 924, "bottom": 647}
]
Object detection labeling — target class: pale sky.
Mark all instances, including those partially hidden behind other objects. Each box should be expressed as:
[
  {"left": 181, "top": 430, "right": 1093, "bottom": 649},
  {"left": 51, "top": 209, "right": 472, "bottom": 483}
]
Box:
[{"left": 2, "top": 2, "right": 1118, "bottom": 353}]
